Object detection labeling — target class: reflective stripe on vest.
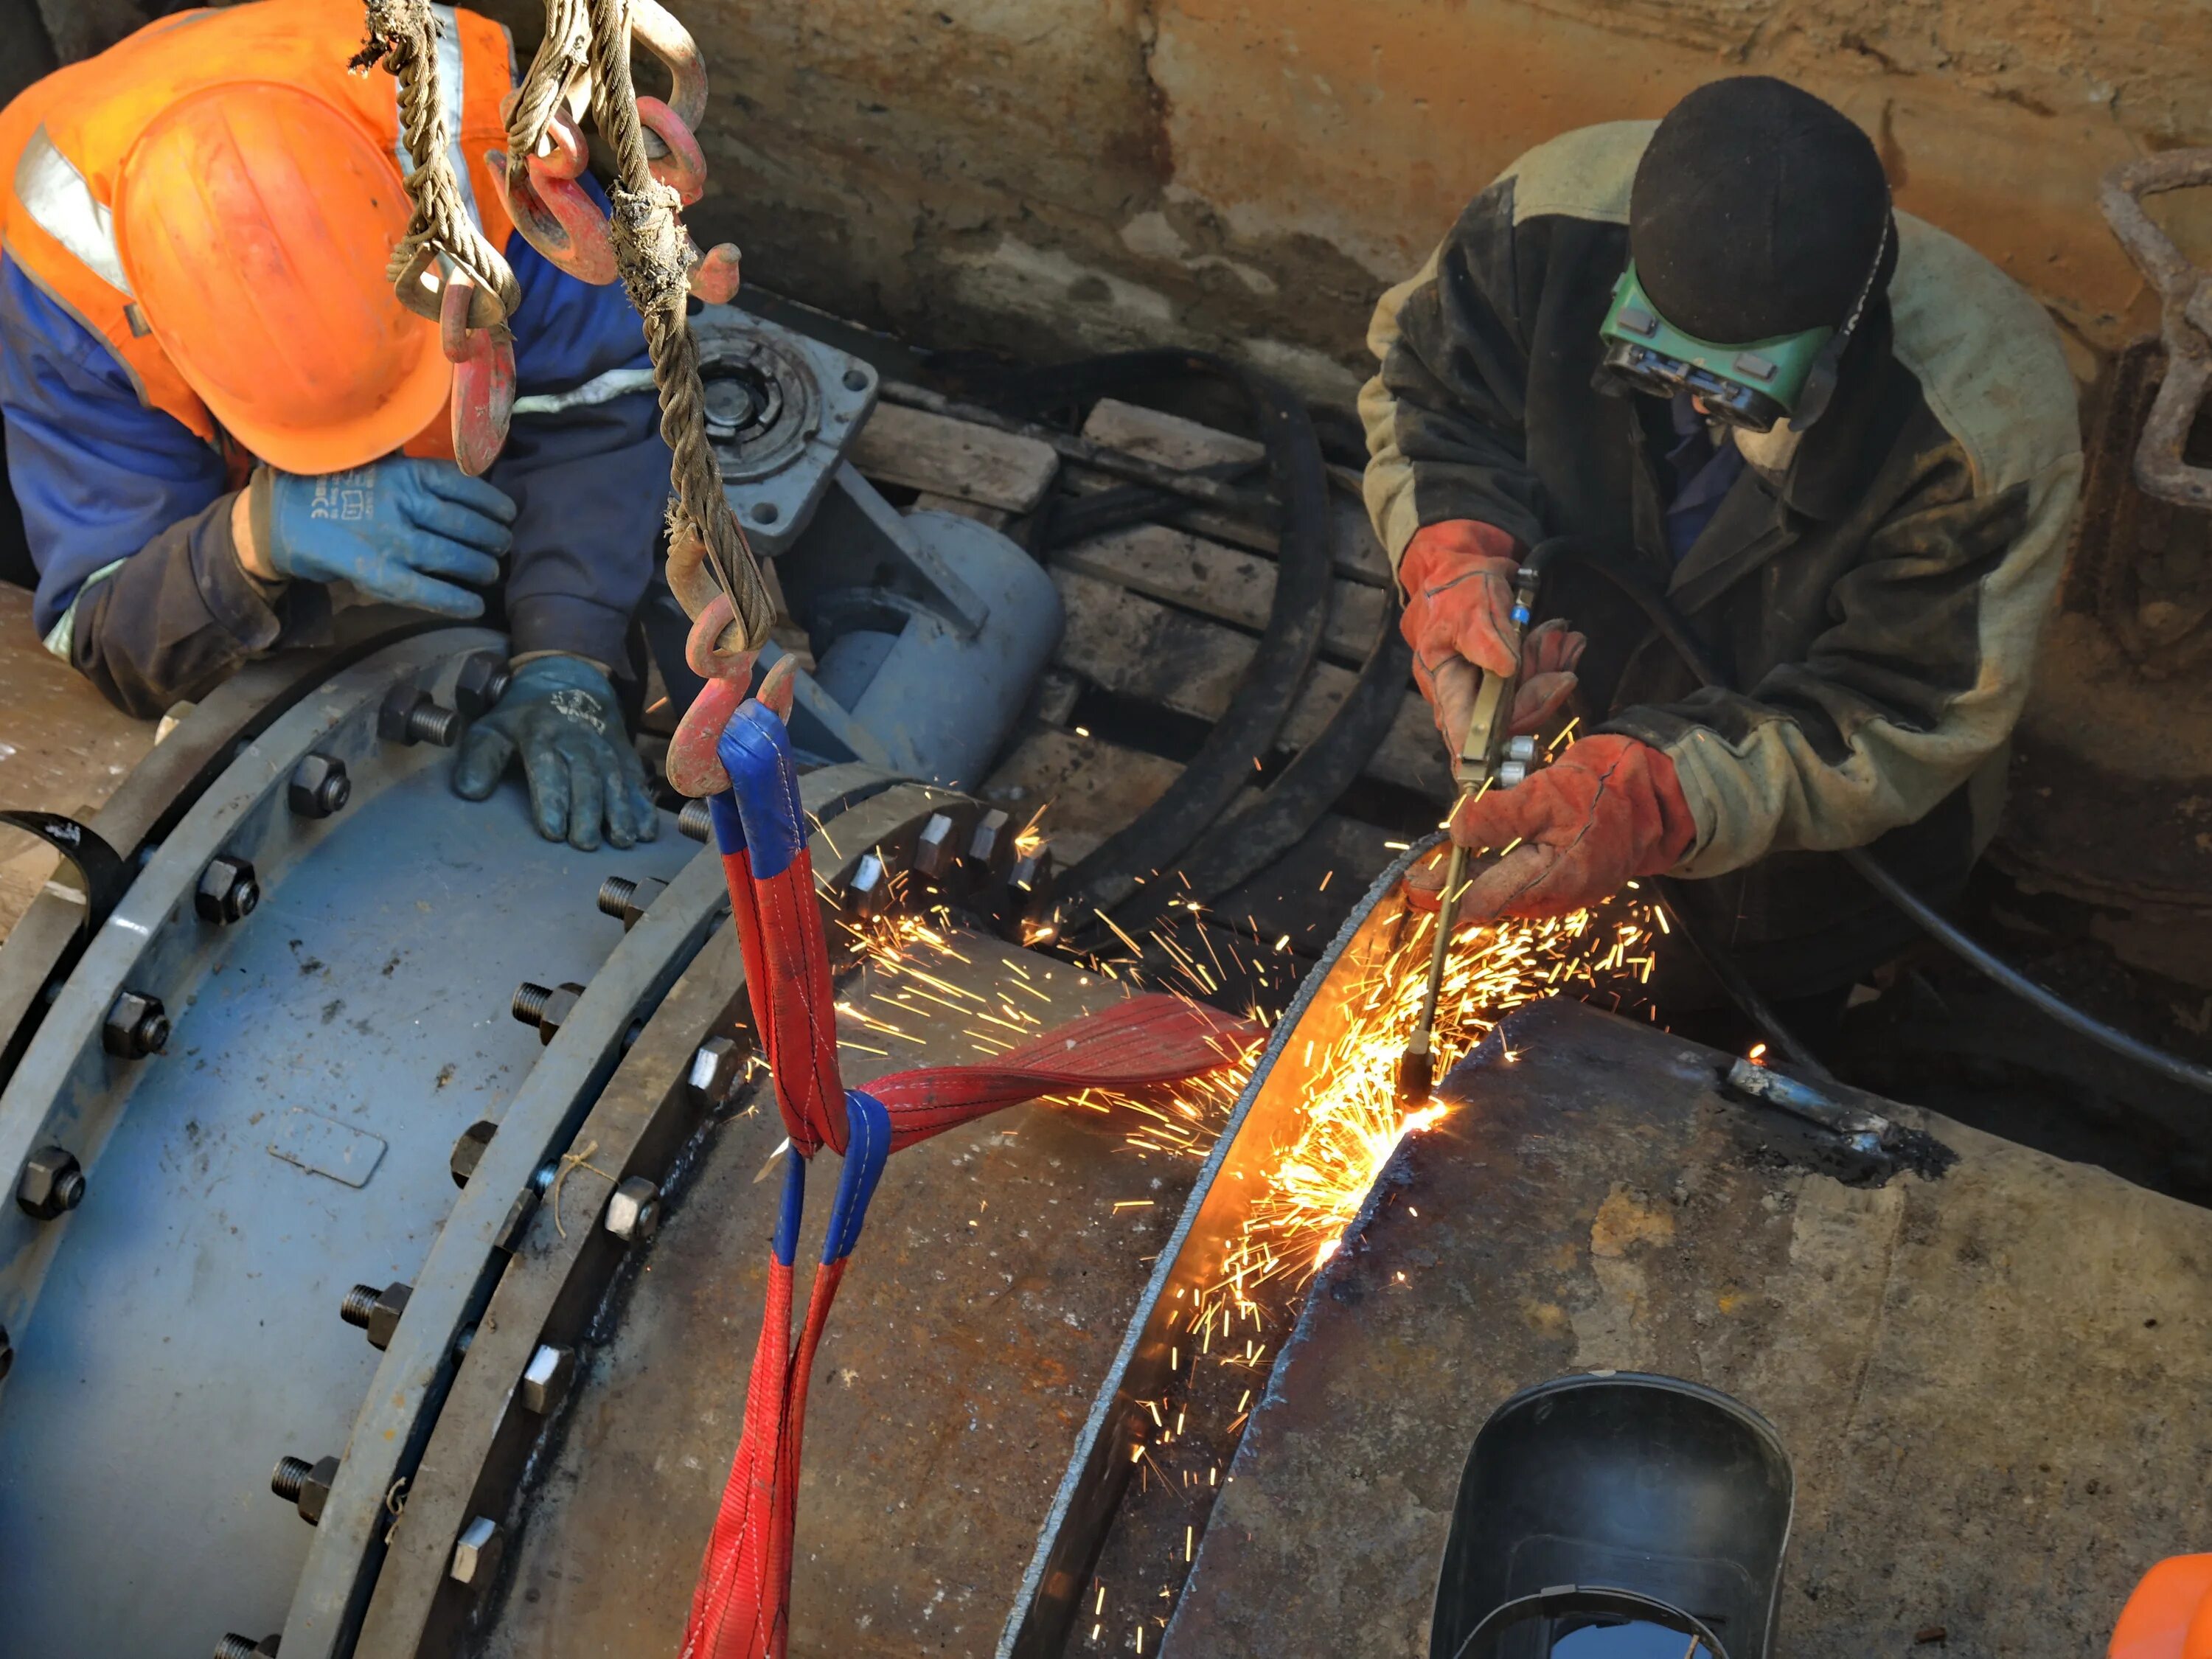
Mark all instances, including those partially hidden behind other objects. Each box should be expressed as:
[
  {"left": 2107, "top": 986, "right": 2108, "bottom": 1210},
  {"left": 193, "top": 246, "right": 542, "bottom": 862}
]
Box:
[{"left": 0, "top": 0, "right": 516, "bottom": 456}]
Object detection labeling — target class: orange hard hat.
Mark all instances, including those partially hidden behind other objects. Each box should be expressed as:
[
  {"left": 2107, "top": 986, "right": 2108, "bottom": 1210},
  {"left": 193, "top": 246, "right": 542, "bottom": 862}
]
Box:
[
  {"left": 2112, "top": 1555, "right": 2212, "bottom": 1659},
  {"left": 111, "top": 81, "right": 447, "bottom": 475}
]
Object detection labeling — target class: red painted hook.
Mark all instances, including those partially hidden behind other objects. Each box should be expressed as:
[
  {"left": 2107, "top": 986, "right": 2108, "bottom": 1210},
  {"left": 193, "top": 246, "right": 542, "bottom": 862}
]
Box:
[{"left": 485, "top": 147, "right": 619, "bottom": 285}]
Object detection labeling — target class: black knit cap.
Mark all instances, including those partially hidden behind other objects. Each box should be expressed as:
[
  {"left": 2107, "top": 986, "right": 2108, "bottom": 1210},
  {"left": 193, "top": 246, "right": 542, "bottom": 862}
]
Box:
[{"left": 1630, "top": 77, "right": 1893, "bottom": 344}]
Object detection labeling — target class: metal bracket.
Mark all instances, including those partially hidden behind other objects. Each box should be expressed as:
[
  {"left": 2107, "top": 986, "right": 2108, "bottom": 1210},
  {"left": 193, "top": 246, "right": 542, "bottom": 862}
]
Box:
[{"left": 2101, "top": 150, "right": 2212, "bottom": 508}]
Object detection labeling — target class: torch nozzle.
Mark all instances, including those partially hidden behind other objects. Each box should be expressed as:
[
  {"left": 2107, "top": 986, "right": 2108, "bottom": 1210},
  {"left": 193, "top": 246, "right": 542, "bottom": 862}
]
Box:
[{"left": 1395, "top": 1044, "right": 1435, "bottom": 1109}]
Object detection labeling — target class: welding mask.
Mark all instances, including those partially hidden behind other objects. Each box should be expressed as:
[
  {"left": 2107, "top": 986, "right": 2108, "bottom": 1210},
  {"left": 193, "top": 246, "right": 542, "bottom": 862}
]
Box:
[
  {"left": 1427, "top": 1372, "right": 1795, "bottom": 1659},
  {"left": 1601, "top": 76, "right": 1897, "bottom": 435}
]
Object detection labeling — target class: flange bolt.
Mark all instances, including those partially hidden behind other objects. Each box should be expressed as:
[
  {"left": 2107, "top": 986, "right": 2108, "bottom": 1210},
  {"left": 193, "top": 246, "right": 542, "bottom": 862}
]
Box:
[
  {"left": 678, "top": 798, "right": 713, "bottom": 843},
  {"left": 380, "top": 686, "right": 462, "bottom": 748},
  {"left": 453, "top": 652, "right": 512, "bottom": 718},
  {"left": 212, "top": 1635, "right": 281, "bottom": 1658},
  {"left": 102, "top": 990, "right": 169, "bottom": 1058},
  {"left": 271, "top": 1453, "right": 339, "bottom": 1526},
  {"left": 17, "top": 1146, "right": 85, "bottom": 1220},
  {"left": 195, "top": 855, "right": 260, "bottom": 925},
  {"left": 338, "top": 1281, "right": 411, "bottom": 1351},
  {"left": 288, "top": 754, "right": 350, "bottom": 819}
]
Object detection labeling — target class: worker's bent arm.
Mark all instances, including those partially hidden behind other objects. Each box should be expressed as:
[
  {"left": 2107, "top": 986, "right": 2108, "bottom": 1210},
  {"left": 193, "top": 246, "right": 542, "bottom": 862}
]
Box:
[
  {"left": 0, "top": 256, "right": 322, "bottom": 717},
  {"left": 1600, "top": 411, "right": 2082, "bottom": 876},
  {"left": 1359, "top": 175, "right": 1551, "bottom": 582}
]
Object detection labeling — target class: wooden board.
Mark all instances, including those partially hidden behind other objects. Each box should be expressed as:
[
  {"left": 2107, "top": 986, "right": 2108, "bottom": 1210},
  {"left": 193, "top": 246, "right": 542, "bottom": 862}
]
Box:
[
  {"left": 1051, "top": 568, "right": 1447, "bottom": 796},
  {"left": 0, "top": 585, "right": 158, "bottom": 941},
  {"left": 1080, "top": 398, "right": 1394, "bottom": 587},
  {"left": 848, "top": 400, "right": 1059, "bottom": 512},
  {"left": 979, "top": 727, "right": 1183, "bottom": 866},
  {"left": 1052, "top": 522, "right": 1385, "bottom": 665}
]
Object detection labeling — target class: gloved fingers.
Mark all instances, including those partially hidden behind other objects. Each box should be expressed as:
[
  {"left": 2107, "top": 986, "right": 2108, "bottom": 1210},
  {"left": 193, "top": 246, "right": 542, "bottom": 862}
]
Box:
[
  {"left": 1506, "top": 670, "right": 1577, "bottom": 738},
  {"left": 1459, "top": 844, "right": 1574, "bottom": 922},
  {"left": 1420, "top": 571, "right": 1519, "bottom": 678},
  {"left": 1520, "top": 618, "right": 1587, "bottom": 678},
  {"left": 563, "top": 742, "right": 607, "bottom": 852},
  {"left": 599, "top": 756, "right": 639, "bottom": 849},
  {"left": 353, "top": 563, "right": 490, "bottom": 619},
  {"left": 394, "top": 533, "right": 503, "bottom": 590},
  {"left": 612, "top": 738, "right": 660, "bottom": 843},
  {"left": 451, "top": 721, "right": 516, "bottom": 801},
  {"left": 403, "top": 495, "right": 515, "bottom": 558},
  {"left": 1425, "top": 654, "right": 1478, "bottom": 761},
  {"left": 409, "top": 462, "right": 520, "bottom": 526},
  {"left": 1446, "top": 773, "right": 1567, "bottom": 852},
  {"left": 521, "top": 736, "right": 574, "bottom": 844}
]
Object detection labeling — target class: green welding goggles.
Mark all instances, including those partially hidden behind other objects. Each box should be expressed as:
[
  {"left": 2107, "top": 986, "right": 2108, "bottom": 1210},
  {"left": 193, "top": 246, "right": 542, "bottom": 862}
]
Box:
[{"left": 1595, "top": 219, "right": 1889, "bottom": 433}]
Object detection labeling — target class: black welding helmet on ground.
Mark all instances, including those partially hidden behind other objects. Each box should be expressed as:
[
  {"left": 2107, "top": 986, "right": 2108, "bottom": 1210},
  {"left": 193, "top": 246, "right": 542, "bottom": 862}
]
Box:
[
  {"left": 1596, "top": 76, "right": 1896, "bottom": 434},
  {"left": 1427, "top": 1372, "right": 1795, "bottom": 1659}
]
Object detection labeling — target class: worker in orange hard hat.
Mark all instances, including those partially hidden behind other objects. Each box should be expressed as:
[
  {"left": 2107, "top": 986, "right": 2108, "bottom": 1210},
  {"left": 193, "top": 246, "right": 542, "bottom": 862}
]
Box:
[{"left": 0, "top": 1, "right": 678, "bottom": 852}]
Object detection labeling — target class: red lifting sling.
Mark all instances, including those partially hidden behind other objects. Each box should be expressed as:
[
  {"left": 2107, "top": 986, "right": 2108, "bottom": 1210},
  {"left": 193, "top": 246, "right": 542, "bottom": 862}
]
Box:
[{"left": 680, "top": 693, "right": 1258, "bottom": 1659}]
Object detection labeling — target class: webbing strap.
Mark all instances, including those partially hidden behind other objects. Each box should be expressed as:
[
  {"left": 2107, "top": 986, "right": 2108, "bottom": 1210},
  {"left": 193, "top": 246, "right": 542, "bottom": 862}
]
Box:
[{"left": 680, "top": 692, "right": 1257, "bottom": 1659}]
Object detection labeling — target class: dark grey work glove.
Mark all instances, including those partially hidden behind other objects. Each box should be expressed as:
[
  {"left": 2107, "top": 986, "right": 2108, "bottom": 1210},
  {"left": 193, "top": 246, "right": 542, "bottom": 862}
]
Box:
[{"left": 451, "top": 655, "right": 659, "bottom": 851}]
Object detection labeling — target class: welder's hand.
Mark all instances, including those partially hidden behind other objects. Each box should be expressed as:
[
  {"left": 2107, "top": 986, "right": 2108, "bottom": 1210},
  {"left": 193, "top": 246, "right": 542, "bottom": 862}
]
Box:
[
  {"left": 451, "top": 655, "right": 659, "bottom": 851},
  {"left": 249, "top": 457, "right": 515, "bottom": 616},
  {"left": 1404, "top": 734, "right": 1696, "bottom": 923},
  {"left": 1401, "top": 521, "right": 1585, "bottom": 757}
]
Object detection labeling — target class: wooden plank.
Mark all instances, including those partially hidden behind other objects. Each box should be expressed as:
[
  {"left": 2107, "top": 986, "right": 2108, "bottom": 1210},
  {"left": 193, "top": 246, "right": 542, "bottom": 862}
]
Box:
[
  {"left": 849, "top": 401, "right": 1058, "bottom": 512},
  {"left": 0, "top": 585, "right": 157, "bottom": 942},
  {"left": 910, "top": 490, "right": 1012, "bottom": 529},
  {"left": 1079, "top": 398, "right": 1394, "bottom": 585},
  {"left": 1051, "top": 569, "right": 1448, "bottom": 797},
  {"left": 1051, "top": 523, "right": 1385, "bottom": 663},
  {"left": 978, "top": 727, "right": 1184, "bottom": 866}
]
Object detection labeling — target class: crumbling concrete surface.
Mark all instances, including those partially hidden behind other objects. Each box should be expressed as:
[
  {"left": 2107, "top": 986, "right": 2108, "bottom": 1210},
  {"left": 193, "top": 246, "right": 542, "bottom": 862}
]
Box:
[{"left": 476, "top": 0, "right": 2209, "bottom": 398}]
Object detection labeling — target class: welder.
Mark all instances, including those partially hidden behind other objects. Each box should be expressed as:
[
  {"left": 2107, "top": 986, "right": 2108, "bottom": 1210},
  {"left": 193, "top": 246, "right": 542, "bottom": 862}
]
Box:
[
  {"left": 0, "top": 0, "right": 669, "bottom": 850},
  {"left": 1368, "top": 75, "right": 2082, "bottom": 1045}
]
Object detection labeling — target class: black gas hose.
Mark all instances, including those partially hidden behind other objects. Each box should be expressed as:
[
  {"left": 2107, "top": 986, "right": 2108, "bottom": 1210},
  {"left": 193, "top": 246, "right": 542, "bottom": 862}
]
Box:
[{"left": 1528, "top": 538, "right": 2212, "bottom": 1096}]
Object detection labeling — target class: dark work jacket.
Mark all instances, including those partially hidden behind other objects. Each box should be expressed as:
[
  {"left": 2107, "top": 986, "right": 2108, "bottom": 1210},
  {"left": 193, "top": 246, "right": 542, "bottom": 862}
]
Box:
[{"left": 1360, "top": 119, "right": 2082, "bottom": 995}]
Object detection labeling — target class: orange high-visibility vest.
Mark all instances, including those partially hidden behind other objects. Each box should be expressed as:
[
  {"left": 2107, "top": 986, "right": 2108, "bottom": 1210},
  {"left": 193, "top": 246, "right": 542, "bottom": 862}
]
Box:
[{"left": 0, "top": 0, "right": 516, "bottom": 462}]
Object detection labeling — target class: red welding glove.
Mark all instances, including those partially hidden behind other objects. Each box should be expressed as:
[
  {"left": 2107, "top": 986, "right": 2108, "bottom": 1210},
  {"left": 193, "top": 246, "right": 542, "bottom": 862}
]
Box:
[
  {"left": 1400, "top": 521, "right": 1585, "bottom": 757},
  {"left": 1405, "top": 734, "right": 1697, "bottom": 922}
]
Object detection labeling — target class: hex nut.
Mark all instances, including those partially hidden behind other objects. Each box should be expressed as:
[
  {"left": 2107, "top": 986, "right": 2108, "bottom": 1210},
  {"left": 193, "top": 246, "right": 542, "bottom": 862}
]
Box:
[
  {"left": 340, "top": 1281, "right": 411, "bottom": 1351},
  {"left": 966, "top": 808, "right": 1012, "bottom": 874},
  {"left": 271, "top": 1453, "right": 341, "bottom": 1526},
  {"left": 17, "top": 1145, "right": 85, "bottom": 1220},
  {"left": 102, "top": 989, "right": 169, "bottom": 1058},
  {"left": 453, "top": 651, "right": 513, "bottom": 718},
  {"left": 288, "top": 754, "right": 351, "bottom": 819},
  {"left": 912, "top": 812, "right": 959, "bottom": 879},
  {"left": 194, "top": 855, "right": 260, "bottom": 925},
  {"left": 519, "top": 1343, "right": 577, "bottom": 1415},
  {"left": 451, "top": 1514, "right": 505, "bottom": 1587},
  {"left": 605, "top": 1176, "right": 661, "bottom": 1243},
  {"left": 451, "top": 1119, "right": 498, "bottom": 1188},
  {"left": 686, "top": 1035, "right": 743, "bottom": 1109},
  {"left": 846, "top": 852, "right": 891, "bottom": 919},
  {"left": 512, "top": 981, "right": 585, "bottom": 1044},
  {"left": 379, "top": 685, "right": 462, "bottom": 748}
]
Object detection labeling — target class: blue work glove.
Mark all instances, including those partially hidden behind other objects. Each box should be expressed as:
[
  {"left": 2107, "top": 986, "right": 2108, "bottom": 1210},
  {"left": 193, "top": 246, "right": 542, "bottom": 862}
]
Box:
[
  {"left": 256, "top": 457, "right": 515, "bottom": 616},
  {"left": 451, "top": 655, "right": 660, "bottom": 851}
]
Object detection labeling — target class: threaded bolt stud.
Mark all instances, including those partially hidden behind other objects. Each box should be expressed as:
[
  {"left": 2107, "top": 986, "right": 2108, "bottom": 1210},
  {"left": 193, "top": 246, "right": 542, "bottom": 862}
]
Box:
[
  {"left": 678, "top": 798, "right": 712, "bottom": 842},
  {"left": 407, "top": 701, "right": 461, "bottom": 747},
  {"left": 597, "top": 876, "right": 638, "bottom": 919},
  {"left": 338, "top": 1284, "right": 380, "bottom": 1328},
  {"left": 512, "top": 982, "right": 553, "bottom": 1026},
  {"left": 271, "top": 1455, "right": 311, "bottom": 1503},
  {"left": 213, "top": 1636, "right": 264, "bottom": 1659}
]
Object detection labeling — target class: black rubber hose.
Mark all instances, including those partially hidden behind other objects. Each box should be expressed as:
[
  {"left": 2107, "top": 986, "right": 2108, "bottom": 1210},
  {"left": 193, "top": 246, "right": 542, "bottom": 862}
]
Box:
[
  {"left": 990, "top": 351, "right": 1334, "bottom": 916},
  {"left": 1118, "top": 591, "right": 1416, "bottom": 932},
  {"left": 1544, "top": 538, "right": 2212, "bottom": 1096},
  {"left": 1027, "top": 457, "right": 1267, "bottom": 556}
]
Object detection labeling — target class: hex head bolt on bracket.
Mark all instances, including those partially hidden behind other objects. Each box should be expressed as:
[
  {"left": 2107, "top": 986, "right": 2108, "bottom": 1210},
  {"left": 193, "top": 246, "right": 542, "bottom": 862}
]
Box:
[
  {"left": 16, "top": 1145, "right": 86, "bottom": 1220},
  {"left": 102, "top": 990, "right": 169, "bottom": 1058},
  {"left": 195, "top": 855, "right": 260, "bottom": 925},
  {"left": 453, "top": 651, "right": 514, "bottom": 718},
  {"left": 597, "top": 874, "right": 669, "bottom": 931},
  {"left": 520, "top": 1343, "right": 577, "bottom": 1414},
  {"left": 378, "top": 685, "right": 462, "bottom": 748},
  {"left": 912, "top": 812, "right": 959, "bottom": 880},
  {"left": 288, "top": 754, "right": 351, "bottom": 819},
  {"left": 687, "top": 1034, "right": 745, "bottom": 1109},
  {"left": 512, "top": 981, "right": 586, "bottom": 1045},
  {"left": 271, "top": 1453, "right": 340, "bottom": 1526},
  {"left": 339, "top": 1281, "right": 412, "bottom": 1351},
  {"left": 605, "top": 1177, "right": 661, "bottom": 1243}
]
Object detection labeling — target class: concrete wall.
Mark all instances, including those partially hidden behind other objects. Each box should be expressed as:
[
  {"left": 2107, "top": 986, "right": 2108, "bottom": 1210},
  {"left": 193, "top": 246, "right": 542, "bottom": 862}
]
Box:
[{"left": 484, "top": 0, "right": 2211, "bottom": 400}]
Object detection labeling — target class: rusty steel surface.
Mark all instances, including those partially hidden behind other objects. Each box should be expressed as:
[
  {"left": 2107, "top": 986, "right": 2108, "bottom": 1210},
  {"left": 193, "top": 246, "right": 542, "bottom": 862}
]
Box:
[
  {"left": 2102, "top": 150, "right": 2212, "bottom": 508},
  {"left": 1164, "top": 998, "right": 2212, "bottom": 1658},
  {"left": 477, "top": 924, "right": 1206, "bottom": 1658},
  {"left": 1001, "top": 849, "right": 1422, "bottom": 1659}
]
